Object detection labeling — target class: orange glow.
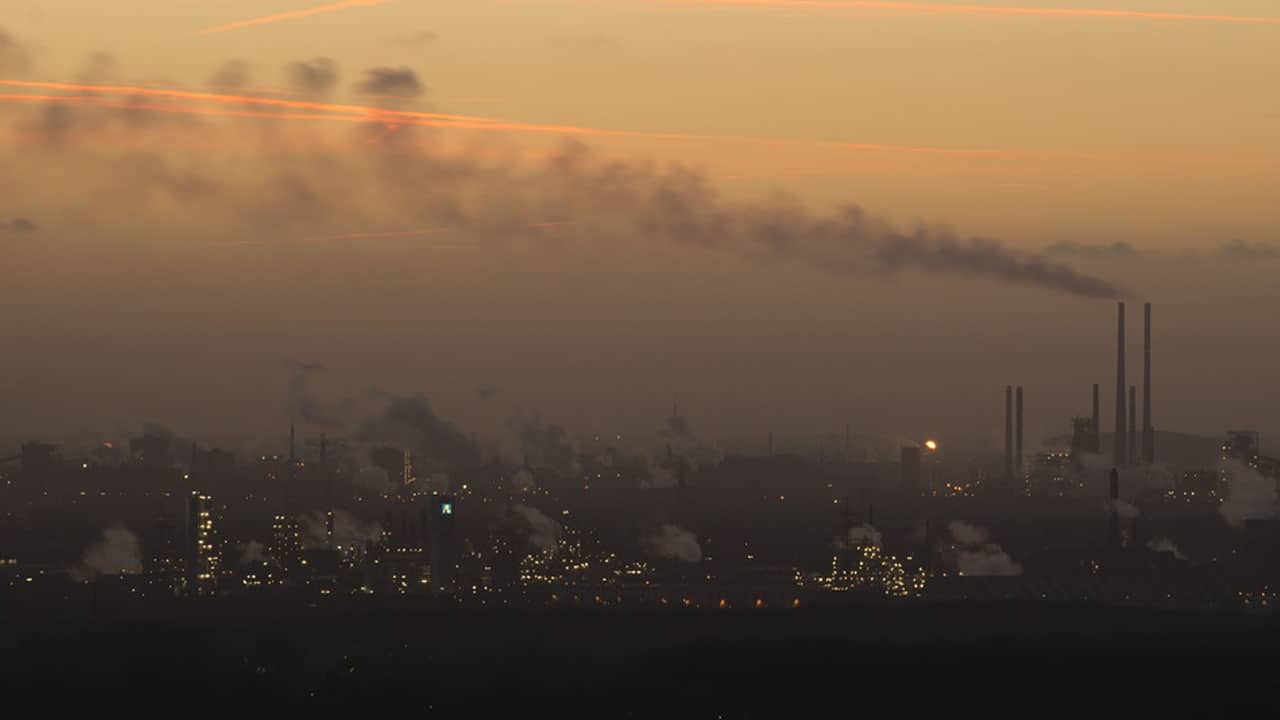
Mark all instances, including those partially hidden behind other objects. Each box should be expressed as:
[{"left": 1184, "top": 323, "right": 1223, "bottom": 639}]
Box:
[
  {"left": 662, "top": 0, "right": 1280, "bottom": 25},
  {"left": 925, "top": 440, "right": 938, "bottom": 451},
  {"left": 198, "top": 1, "right": 396, "bottom": 35}
]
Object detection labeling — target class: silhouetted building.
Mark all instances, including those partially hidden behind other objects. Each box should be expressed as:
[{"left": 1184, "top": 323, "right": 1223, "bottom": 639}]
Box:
[
  {"left": 430, "top": 495, "right": 458, "bottom": 593},
  {"left": 132, "top": 434, "right": 172, "bottom": 470},
  {"left": 185, "top": 492, "right": 222, "bottom": 596}
]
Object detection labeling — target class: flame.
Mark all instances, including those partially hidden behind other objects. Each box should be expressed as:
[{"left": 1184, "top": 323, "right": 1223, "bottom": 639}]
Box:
[
  {"left": 658, "top": 0, "right": 1280, "bottom": 25},
  {"left": 198, "top": 1, "right": 396, "bottom": 35}
]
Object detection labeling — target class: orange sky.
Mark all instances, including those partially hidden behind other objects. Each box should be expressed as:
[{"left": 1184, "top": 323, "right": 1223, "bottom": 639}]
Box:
[{"left": 2, "top": 1, "right": 1278, "bottom": 447}]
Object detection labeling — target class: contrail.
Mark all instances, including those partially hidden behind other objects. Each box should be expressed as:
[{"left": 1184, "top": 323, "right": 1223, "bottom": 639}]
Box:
[
  {"left": 198, "top": 1, "right": 396, "bottom": 35},
  {"left": 0, "top": 79, "right": 1028, "bottom": 156},
  {"left": 0, "top": 80, "right": 684, "bottom": 139},
  {"left": 659, "top": 0, "right": 1280, "bottom": 25}
]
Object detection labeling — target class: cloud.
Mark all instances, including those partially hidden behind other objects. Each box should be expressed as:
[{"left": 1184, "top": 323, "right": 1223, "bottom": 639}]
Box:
[
  {"left": 514, "top": 505, "right": 561, "bottom": 553},
  {"left": 355, "top": 67, "right": 425, "bottom": 98},
  {"left": 285, "top": 57, "right": 339, "bottom": 96},
  {"left": 393, "top": 30, "right": 439, "bottom": 46},
  {"left": 945, "top": 521, "right": 1022, "bottom": 577},
  {"left": 208, "top": 60, "right": 253, "bottom": 90},
  {"left": 508, "top": 413, "right": 577, "bottom": 475},
  {"left": 646, "top": 524, "right": 703, "bottom": 562},
  {"left": 1217, "top": 239, "right": 1280, "bottom": 259},
  {"left": 75, "top": 527, "right": 143, "bottom": 579},
  {"left": 238, "top": 540, "right": 268, "bottom": 564},
  {"left": 298, "top": 509, "right": 382, "bottom": 549},
  {"left": 0, "top": 27, "right": 31, "bottom": 75},
  {"left": 288, "top": 361, "right": 333, "bottom": 425},
  {"left": 1044, "top": 241, "right": 1137, "bottom": 258},
  {"left": 355, "top": 392, "right": 482, "bottom": 468},
  {"left": 1146, "top": 536, "right": 1188, "bottom": 561},
  {"left": 1104, "top": 498, "right": 1140, "bottom": 520},
  {"left": 1219, "top": 462, "right": 1277, "bottom": 529}
]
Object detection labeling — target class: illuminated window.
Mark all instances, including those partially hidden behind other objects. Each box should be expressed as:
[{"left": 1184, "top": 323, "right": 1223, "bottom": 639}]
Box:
[{"left": 441, "top": 503, "right": 453, "bottom": 515}]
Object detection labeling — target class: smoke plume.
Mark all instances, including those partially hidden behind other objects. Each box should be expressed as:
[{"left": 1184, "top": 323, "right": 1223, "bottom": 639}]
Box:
[
  {"left": 646, "top": 524, "right": 703, "bottom": 563},
  {"left": 1218, "top": 462, "right": 1278, "bottom": 529},
  {"left": 208, "top": 60, "right": 253, "bottom": 90},
  {"left": 660, "top": 413, "right": 723, "bottom": 469},
  {"left": 846, "top": 523, "right": 883, "bottom": 549},
  {"left": 298, "top": 509, "right": 383, "bottom": 549},
  {"left": 1045, "top": 240, "right": 1137, "bottom": 258},
  {"left": 1146, "top": 536, "right": 1188, "bottom": 561},
  {"left": 355, "top": 392, "right": 482, "bottom": 468},
  {"left": 945, "top": 521, "right": 1022, "bottom": 577},
  {"left": 75, "top": 527, "right": 143, "bottom": 579},
  {"left": 286, "top": 57, "right": 339, "bottom": 96},
  {"left": 1104, "top": 498, "right": 1140, "bottom": 520},
  {"left": 288, "top": 362, "right": 334, "bottom": 425},
  {"left": 238, "top": 540, "right": 269, "bottom": 564},
  {"left": 1, "top": 218, "right": 35, "bottom": 233},
  {"left": 513, "top": 505, "right": 561, "bottom": 554},
  {"left": 1217, "top": 239, "right": 1280, "bottom": 259},
  {"left": 508, "top": 413, "right": 578, "bottom": 475},
  {"left": 355, "top": 67, "right": 425, "bottom": 98}
]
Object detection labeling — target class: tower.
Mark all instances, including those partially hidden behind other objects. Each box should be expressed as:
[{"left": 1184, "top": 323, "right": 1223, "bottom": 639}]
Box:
[
  {"left": 1015, "top": 386, "right": 1024, "bottom": 475},
  {"left": 1143, "top": 302, "right": 1154, "bottom": 464},
  {"left": 1004, "top": 386, "right": 1014, "bottom": 480},
  {"left": 1128, "top": 385, "right": 1138, "bottom": 467},
  {"left": 1114, "top": 302, "right": 1127, "bottom": 469},
  {"left": 1091, "top": 384, "right": 1101, "bottom": 454}
]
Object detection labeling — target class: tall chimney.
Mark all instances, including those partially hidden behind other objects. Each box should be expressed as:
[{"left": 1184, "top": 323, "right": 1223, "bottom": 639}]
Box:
[
  {"left": 1091, "top": 384, "right": 1101, "bottom": 453},
  {"left": 1143, "top": 302, "right": 1154, "bottom": 464},
  {"left": 1004, "top": 386, "right": 1014, "bottom": 480},
  {"left": 1129, "top": 385, "right": 1138, "bottom": 467},
  {"left": 1108, "top": 468, "right": 1121, "bottom": 550},
  {"left": 289, "top": 422, "right": 296, "bottom": 463},
  {"left": 1115, "top": 302, "right": 1127, "bottom": 469},
  {"left": 1015, "top": 386, "right": 1024, "bottom": 475}
]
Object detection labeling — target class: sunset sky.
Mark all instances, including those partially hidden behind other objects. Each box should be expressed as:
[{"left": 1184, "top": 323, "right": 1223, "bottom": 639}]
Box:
[{"left": 3, "top": 1, "right": 1278, "bottom": 453}]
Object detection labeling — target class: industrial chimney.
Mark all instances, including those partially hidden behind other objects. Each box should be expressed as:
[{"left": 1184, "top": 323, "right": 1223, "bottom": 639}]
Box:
[
  {"left": 1108, "top": 468, "right": 1121, "bottom": 550},
  {"left": 1091, "top": 383, "right": 1101, "bottom": 454},
  {"left": 1143, "top": 302, "right": 1154, "bottom": 464},
  {"left": 1004, "top": 386, "right": 1014, "bottom": 480},
  {"left": 1128, "top": 385, "right": 1138, "bottom": 467},
  {"left": 1015, "top": 386, "right": 1024, "bottom": 476},
  {"left": 1114, "top": 302, "right": 1127, "bottom": 469}
]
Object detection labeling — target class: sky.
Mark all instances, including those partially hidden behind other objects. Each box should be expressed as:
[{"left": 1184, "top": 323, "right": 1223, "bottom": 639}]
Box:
[{"left": 2, "top": 1, "right": 1278, "bottom": 454}]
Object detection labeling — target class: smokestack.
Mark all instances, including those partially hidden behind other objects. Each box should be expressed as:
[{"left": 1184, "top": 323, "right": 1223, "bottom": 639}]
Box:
[
  {"left": 1004, "top": 386, "right": 1014, "bottom": 480},
  {"left": 1115, "top": 302, "right": 1127, "bottom": 469},
  {"left": 1143, "top": 302, "right": 1153, "bottom": 464},
  {"left": 1091, "top": 384, "right": 1100, "bottom": 454},
  {"left": 1015, "top": 386, "right": 1024, "bottom": 475},
  {"left": 1129, "top": 385, "right": 1138, "bottom": 467},
  {"left": 289, "top": 423, "right": 296, "bottom": 463},
  {"left": 1109, "top": 467, "right": 1121, "bottom": 550},
  {"left": 868, "top": 504, "right": 875, "bottom": 526}
]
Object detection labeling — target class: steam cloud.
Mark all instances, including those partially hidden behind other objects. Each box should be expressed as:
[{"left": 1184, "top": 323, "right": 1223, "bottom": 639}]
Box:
[
  {"left": 845, "top": 524, "right": 883, "bottom": 549},
  {"left": 355, "top": 392, "right": 482, "bottom": 468},
  {"left": 1104, "top": 498, "right": 1140, "bottom": 520},
  {"left": 286, "top": 57, "right": 339, "bottom": 95},
  {"left": 238, "top": 540, "right": 269, "bottom": 565},
  {"left": 76, "top": 526, "right": 143, "bottom": 579},
  {"left": 298, "top": 509, "right": 383, "bottom": 549},
  {"left": 508, "top": 413, "right": 578, "bottom": 475},
  {"left": 1146, "top": 536, "right": 1188, "bottom": 561},
  {"left": 647, "top": 524, "right": 703, "bottom": 562},
  {"left": 355, "top": 67, "right": 425, "bottom": 98},
  {"left": 1218, "top": 462, "right": 1278, "bottom": 529},
  {"left": 946, "top": 521, "right": 1022, "bottom": 577},
  {"left": 514, "top": 505, "right": 561, "bottom": 554}
]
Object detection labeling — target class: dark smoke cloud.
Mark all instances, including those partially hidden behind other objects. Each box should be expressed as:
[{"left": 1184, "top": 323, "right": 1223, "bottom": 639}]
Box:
[
  {"left": 355, "top": 67, "right": 425, "bottom": 98},
  {"left": 286, "top": 57, "right": 339, "bottom": 96},
  {"left": 2, "top": 218, "right": 35, "bottom": 233},
  {"left": 355, "top": 392, "right": 482, "bottom": 467},
  {"left": 5, "top": 52, "right": 1125, "bottom": 301},
  {"left": 508, "top": 413, "right": 577, "bottom": 475},
  {"left": 1044, "top": 240, "right": 1137, "bottom": 258},
  {"left": 208, "top": 60, "right": 253, "bottom": 90},
  {"left": 0, "top": 27, "right": 30, "bottom": 75},
  {"left": 1217, "top": 239, "right": 1280, "bottom": 259}
]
